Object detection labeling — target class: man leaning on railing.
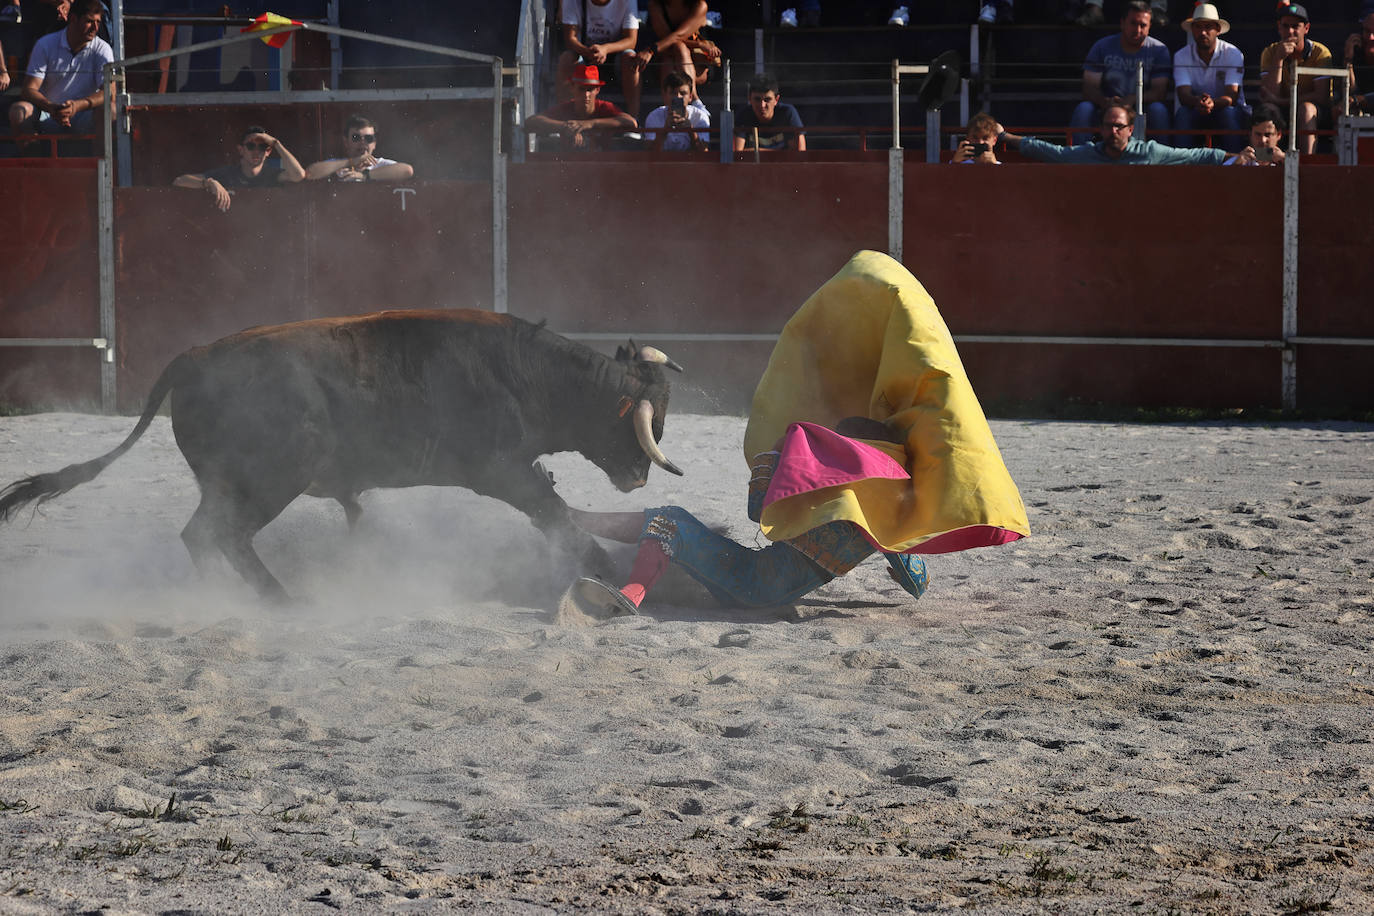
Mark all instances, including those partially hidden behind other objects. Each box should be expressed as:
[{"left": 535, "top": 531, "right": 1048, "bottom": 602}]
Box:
[
  {"left": 995, "top": 104, "right": 1259, "bottom": 164},
  {"left": 526, "top": 63, "right": 638, "bottom": 152}
]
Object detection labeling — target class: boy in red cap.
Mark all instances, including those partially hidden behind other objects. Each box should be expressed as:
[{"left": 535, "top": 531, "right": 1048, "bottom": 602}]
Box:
[{"left": 526, "top": 64, "right": 638, "bottom": 150}]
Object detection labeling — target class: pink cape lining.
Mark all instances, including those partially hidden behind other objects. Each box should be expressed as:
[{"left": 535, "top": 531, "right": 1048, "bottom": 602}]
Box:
[
  {"left": 762, "top": 422, "right": 909, "bottom": 502},
  {"left": 762, "top": 422, "right": 1027, "bottom": 555}
]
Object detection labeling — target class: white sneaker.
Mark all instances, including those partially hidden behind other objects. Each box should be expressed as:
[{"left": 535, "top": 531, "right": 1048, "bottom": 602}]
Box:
[
  {"left": 780, "top": 8, "right": 798, "bottom": 27},
  {"left": 978, "top": 3, "right": 998, "bottom": 23},
  {"left": 705, "top": 10, "right": 722, "bottom": 28},
  {"left": 888, "top": 5, "right": 909, "bottom": 26}
]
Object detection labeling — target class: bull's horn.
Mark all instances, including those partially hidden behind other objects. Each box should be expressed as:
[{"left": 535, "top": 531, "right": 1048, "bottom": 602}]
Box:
[
  {"left": 636, "top": 346, "right": 684, "bottom": 373},
  {"left": 634, "top": 400, "right": 684, "bottom": 476}
]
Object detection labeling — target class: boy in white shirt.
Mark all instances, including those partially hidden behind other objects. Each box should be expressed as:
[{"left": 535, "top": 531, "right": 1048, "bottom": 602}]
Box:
[{"left": 643, "top": 70, "right": 710, "bottom": 151}]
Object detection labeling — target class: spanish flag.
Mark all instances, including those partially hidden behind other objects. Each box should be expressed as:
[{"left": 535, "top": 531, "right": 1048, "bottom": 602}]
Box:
[{"left": 241, "top": 12, "right": 302, "bottom": 49}]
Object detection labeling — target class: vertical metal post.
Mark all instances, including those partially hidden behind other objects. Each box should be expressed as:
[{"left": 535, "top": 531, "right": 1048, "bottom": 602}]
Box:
[
  {"left": 1287, "top": 61, "right": 1298, "bottom": 153},
  {"left": 1134, "top": 61, "right": 1145, "bottom": 138},
  {"left": 1280, "top": 148, "right": 1299, "bottom": 410},
  {"left": 888, "top": 148, "right": 904, "bottom": 263},
  {"left": 492, "top": 58, "right": 509, "bottom": 314},
  {"left": 328, "top": 0, "right": 342, "bottom": 89},
  {"left": 891, "top": 60, "right": 901, "bottom": 149},
  {"left": 753, "top": 28, "right": 764, "bottom": 75},
  {"left": 97, "top": 158, "right": 117, "bottom": 412},
  {"left": 925, "top": 108, "right": 940, "bottom": 163},
  {"left": 98, "top": 68, "right": 117, "bottom": 411}
]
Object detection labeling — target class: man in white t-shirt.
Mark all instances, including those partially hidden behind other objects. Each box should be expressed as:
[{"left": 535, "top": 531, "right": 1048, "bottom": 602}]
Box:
[
  {"left": 643, "top": 70, "right": 710, "bottom": 151},
  {"left": 559, "top": 0, "right": 645, "bottom": 117},
  {"left": 304, "top": 115, "right": 414, "bottom": 183},
  {"left": 1172, "top": 3, "right": 1246, "bottom": 151}
]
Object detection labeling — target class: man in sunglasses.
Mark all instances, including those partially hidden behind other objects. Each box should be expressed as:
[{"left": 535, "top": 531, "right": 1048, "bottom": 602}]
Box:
[
  {"left": 172, "top": 125, "right": 306, "bottom": 212},
  {"left": 304, "top": 115, "right": 414, "bottom": 182}
]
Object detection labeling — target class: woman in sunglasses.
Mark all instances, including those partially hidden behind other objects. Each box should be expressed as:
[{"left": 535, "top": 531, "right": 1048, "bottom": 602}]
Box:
[
  {"left": 172, "top": 125, "right": 305, "bottom": 212},
  {"left": 304, "top": 115, "right": 414, "bottom": 183}
]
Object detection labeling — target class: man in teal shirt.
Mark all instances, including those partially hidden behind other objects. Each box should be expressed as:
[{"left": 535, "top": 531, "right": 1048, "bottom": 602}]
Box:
[{"left": 992, "top": 104, "right": 1249, "bottom": 165}]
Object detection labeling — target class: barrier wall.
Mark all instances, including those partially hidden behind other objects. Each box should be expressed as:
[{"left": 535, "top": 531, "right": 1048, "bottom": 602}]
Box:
[
  {"left": 0, "top": 163, "right": 103, "bottom": 406},
  {"left": 112, "top": 180, "right": 493, "bottom": 406},
  {"left": 3, "top": 158, "right": 1371, "bottom": 413}
]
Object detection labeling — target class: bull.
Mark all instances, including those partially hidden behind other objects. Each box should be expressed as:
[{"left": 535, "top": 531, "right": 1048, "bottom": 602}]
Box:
[{"left": 0, "top": 309, "right": 682, "bottom": 602}]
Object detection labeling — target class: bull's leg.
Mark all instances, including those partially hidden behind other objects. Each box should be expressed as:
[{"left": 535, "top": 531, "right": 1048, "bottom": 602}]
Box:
[
  {"left": 337, "top": 493, "right": 364, "bottom": 530},
  {"left": 181, "top": 498, "right": 225, "bottom": 575},
  {"left": 182, "top": 476, "right": 306, "bottom": 603},
  {"left": 468, "top": 463, "right": 615, "bottom": 579}
]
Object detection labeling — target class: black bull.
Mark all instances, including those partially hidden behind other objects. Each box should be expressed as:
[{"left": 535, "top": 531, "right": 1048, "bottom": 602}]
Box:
[{"left": 0, "top": 309, "right": 683, "bottom": 601}]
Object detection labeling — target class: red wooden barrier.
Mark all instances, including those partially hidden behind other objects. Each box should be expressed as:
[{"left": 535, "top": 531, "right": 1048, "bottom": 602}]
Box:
[{"left": 2, "top": 157, "right": 1372, "bottom": 413}]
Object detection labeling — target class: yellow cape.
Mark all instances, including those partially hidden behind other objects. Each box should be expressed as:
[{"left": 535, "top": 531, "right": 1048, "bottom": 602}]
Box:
[{"left": 744, "top": 250, "right": 1030, "bottom": 553}]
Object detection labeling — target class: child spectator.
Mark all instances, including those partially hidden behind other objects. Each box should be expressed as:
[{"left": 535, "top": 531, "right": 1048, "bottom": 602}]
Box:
[
  {"left": 526, "top": 64, "right": 638, "bottom": 151},
  {"left": 644, "top": 70, "right": 710, "bottom": 151},
  {"left": 733, "top": 72, "right": 806, "bottom": 152}
]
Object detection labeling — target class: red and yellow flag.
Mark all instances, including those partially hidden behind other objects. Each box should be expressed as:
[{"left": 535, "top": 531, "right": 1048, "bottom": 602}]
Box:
[{"left": 240, "top": 12, "right": 303, "bottom": 49}]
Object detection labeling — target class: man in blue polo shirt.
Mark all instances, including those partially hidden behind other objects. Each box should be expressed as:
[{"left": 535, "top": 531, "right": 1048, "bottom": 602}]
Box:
[
  {"left": 1070, "top": 0, "right": 1171, "bottom": 145},
  {"left": 994, "top": 104, "right": 1249, "bottom": 164},
  {"left": 7, "top": 0, "right": 112, "bottom": 144}
]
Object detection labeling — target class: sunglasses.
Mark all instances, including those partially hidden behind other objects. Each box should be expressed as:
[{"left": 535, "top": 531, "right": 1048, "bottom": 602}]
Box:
[
  {"left": 242, "top": 141, "right": 272, "bottom": 152},
  {"left": 350, "top": 132, "right": 377, "bottom": 143}
]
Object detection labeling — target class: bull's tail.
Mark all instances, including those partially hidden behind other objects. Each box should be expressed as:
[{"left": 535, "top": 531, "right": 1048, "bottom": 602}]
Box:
[{"left": 0, "top": 354, "right": 191, "bottom": 523}]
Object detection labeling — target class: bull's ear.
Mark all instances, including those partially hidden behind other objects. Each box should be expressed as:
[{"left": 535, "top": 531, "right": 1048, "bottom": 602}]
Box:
[{"left": 615, "top": 339, "right": 638, "bottom": 362}]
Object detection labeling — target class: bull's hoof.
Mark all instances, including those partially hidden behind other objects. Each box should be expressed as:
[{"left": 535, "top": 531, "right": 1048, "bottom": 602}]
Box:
[{"left": 562, "top": 577, "right": 639, "bottom": 620}]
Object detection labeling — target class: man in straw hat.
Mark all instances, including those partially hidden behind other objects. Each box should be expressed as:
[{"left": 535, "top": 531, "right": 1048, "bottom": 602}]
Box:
[
  {"left": 1172, "top": 3, "right": 1247, "bottom": 150},
  {"left": 526, "top": 63, "right": 638, "bottom": 151}
]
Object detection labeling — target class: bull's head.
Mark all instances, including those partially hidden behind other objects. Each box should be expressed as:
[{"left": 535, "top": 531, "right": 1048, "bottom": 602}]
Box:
[{"left": 602, "top": 341, "right": 683, "bottom": 490}]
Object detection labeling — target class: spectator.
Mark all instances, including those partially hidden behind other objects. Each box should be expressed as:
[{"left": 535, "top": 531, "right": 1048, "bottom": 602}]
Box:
[
  {"left": 951, "top": 112, "right": 1002, "bottom": 163},
  {"left": 7, "top": 0, "right": 111, "bottom": 147},
  {"left": 1172, "top": 3, "right": 1246, "bottom": 151},
  {"left": 304, "top": 115, "right": 414, "bottom": 183},
  {"left": 635, "top": 0, "right": 720, "bottom": 104},
  {"left": 1343, "top": 4, "right": 1374, "bottom": 115},
  {"left": 733, "top": 72, "right": 806, "bottom": 152},
  {"left": 556, "top": 0, "right": 643, "bottom": 116},
  {"left": 1074, "top": 0, "right": 1168, "bottom": 30},
  {"left": 1260, "top": 3, "right": 1331, "bottom": 156},
  {"left": 1236, "top": 104, "right": 1287, "bottom": 166},
  {"left": 0, "top": 34, "right": 9, "bottom": 92},
  {"left": 996, "top": 103, "right": 1239, "bottom": 164},
  {"left": 644, "top": 70, "right": 710, "bottom": 151},
  {"left": 978, "top": 1, "right": 1013, "bottom": 25},
  {"left": 1070, "top": 1, "right": 1171, "bottom": 145},
  {"left": 779, "top": 2, "right": 821, "bottom": 28},
  {"left": 525, "top": 63, "right": 637, "bottom": 151},
  {"left": 172, "top": 126, "right": 306, "bottom": 212}
]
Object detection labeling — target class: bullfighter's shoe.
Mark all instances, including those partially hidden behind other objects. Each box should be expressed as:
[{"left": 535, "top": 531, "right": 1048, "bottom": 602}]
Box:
[{"left": 564, "top": 576, "right": 640, "bottom": 619}]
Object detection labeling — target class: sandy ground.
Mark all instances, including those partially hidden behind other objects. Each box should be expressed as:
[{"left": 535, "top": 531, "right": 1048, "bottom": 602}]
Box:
[{"left": 0, "top": 411, "right": 1372, "bottom": 914}]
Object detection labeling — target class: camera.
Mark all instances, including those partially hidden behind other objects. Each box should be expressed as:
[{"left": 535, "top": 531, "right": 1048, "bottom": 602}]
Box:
[
  {"left": 1255, "top": 146, "right": 1273, "bottom": 162},
  {"left": 970, "top": 141, "right": 990, "bottom": 154},
  {"left": 670, "top": 97, "right": 687, "bottom": 115}
]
